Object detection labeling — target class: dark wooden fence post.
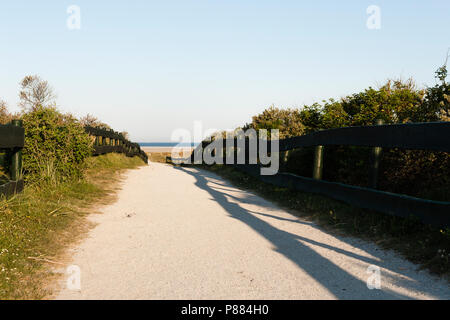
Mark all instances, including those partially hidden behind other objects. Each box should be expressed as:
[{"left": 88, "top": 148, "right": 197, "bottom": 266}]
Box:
[
  {"left": 312, "top": 145, "right": 324, "bottom": 180},
  {"left": 369, "top": 119, "right": 384, "bottom": 189},
  {"left": 10, "top": 120, "right": 23, "bottom": 181},
  {"left": 282, "top": 150, "right": 290, "bottom": 170}
]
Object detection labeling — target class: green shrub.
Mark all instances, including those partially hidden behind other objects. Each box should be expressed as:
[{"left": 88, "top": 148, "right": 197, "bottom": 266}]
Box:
[
  {"left": 415, "top": 66, "right": 450, "bottom": 122},
  {"left": 0, "top": 100, "right": 14, "bottom": 125},
  {"left": 21, "top": 106, "right": 92, "bottom": 183},
  {"left": 244, "top": 106, "right": 305, "bottom": 138},
  {"left": 249, "top": 73, "right": 450, "bottom": 201}
]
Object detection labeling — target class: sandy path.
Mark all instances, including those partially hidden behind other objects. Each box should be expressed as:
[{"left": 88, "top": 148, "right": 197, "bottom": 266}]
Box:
[{"left": 54, "top": 163, "right": 450, "bottom": 300}]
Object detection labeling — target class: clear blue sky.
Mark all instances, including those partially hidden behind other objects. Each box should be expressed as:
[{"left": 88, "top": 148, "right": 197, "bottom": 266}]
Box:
[{"left": 0, "top": 1, "right": 449, "bottom": 141}]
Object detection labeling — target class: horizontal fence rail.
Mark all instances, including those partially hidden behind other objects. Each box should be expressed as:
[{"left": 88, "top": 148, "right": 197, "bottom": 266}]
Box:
[
  {"left": 85, "top": 126, "right": 148, "bottom": 163},
  {"left": 183, "top": 121, "right": 450, "bottom": 228},
  {"left": 0, "top": 124, "right": 24, "bottom": 149},
  {"left": 0, "top": 120, "right": 24, "bottom": 197},
  {"left": 0, "top": 123, "right": 147, "bottom": 198},
  {"left": 186, "top": 121, "right": 450, "bottom": 155},
  {"left": 278, "top": 121, "right": 450, "bottom": 153},
  {"left": 233, "top": 164, "right": 450, "bottom": 228}
]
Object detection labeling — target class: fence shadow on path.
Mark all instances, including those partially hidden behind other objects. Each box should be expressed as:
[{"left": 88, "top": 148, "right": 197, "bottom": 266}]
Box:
[{"left": 173, "top": 165, "right": 450, "bottom": 300}]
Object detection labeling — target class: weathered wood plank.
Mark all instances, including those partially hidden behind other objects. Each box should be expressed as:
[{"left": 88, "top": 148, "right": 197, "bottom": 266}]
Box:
[
  {"left": 0, "top": 125, "right": 25, "bottom": 148},
  {"left": 278, "top": 122, "right": 450, "bottom": 152}
]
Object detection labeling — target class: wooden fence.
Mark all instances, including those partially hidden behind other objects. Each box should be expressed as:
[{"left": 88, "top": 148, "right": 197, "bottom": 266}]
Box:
[
  {"left": 185, "top": 121, "right": 450, "bottom": 228},
  {"left": 85, "top": 126, "right": 148, "bottom": 164},
  {"left": 0, "top": 122, "right": 147, "bottom": 197},
  {"left": 0, "top": 120, "right": 24, "bottom": 197}
]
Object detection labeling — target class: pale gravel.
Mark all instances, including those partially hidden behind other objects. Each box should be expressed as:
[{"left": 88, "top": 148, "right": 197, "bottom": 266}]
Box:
[{"left": 54, "top": 162, "right": 450, "bottom": 300}]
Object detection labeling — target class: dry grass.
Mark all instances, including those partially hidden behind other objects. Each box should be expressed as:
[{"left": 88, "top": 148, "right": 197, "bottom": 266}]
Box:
[
  {"left": 0, "top": 153, "right": 145, "bottom": 299},
  {"left": 147, "top": 151, "right": 188, "bottom": 163}
]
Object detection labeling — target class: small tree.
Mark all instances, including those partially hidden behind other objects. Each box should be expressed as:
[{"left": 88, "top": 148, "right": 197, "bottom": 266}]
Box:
[
  {"left": 0, "top": 99, "right": 12, "bottom": 124},
  {"left": 247, "top": 106, "right": 304, "bottom": 139},
  {"left": 19, "top": 75, "right": 56, "bottom": 111},
  {"left": 80, "top": 114, "right": 111, "bottom": 129},
  {"left": 298, "top": 103, "right": 324, "bottom": 133},
  {"left": 419, "top": 59, "right": 450, "bottom": 122},
  {"left": 436, "top": 49, "right": 449, "bottom": 85},
  {"left": 120, "top": 131, "right": 129, "bottom": 140}
]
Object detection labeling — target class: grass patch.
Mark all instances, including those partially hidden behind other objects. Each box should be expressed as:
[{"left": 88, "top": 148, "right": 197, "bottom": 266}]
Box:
[
  {"left": 194, "top": 164, "right": 450, "bottom": 278},
  {"left": 0, "top": 153, "right": 145, "bottom": 299},
  {"left": 147, "top": 152, "right": 172, "bottom": 163},
  {"left": 85, "top": 152, "right": 145, "bottom": 170},
  {"left": 147, "top": 151, "right": 188, "bottom": 163}
]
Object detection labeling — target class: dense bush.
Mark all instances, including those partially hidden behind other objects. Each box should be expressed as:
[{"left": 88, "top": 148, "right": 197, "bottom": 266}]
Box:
[
  {"left": 0, "top": 101, "right": 13, "bottom": 125},
  {"left": 248, "top": 69, "right": 450, "bottom": 201},
  {"left": 0, "top": 100, "right": 21, "bottom": 125},
  {"left": 244, "top": 106, "right": 305, "bottom": 138},
  {"left": 377, "top": 74, "right": 450, "bottom": 200},
  {"left": 1, "top": 76, "right": 113, "bottom": 185},
  {"left": 417, "top": 67, "right": 450, "bottom": 122},
  {"left": 21, "top": 106, "right": 93, "bottom": 183}
]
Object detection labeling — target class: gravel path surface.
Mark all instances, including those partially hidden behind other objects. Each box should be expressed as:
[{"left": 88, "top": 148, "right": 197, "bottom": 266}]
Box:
[{"left": 55, "top": 163, "right": 450, "bottom": 300}]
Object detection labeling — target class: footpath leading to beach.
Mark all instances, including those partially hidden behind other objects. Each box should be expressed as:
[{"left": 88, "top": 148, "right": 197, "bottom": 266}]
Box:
[{"left": 54, "top": 162, "right": 450, "bottom": 299}]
